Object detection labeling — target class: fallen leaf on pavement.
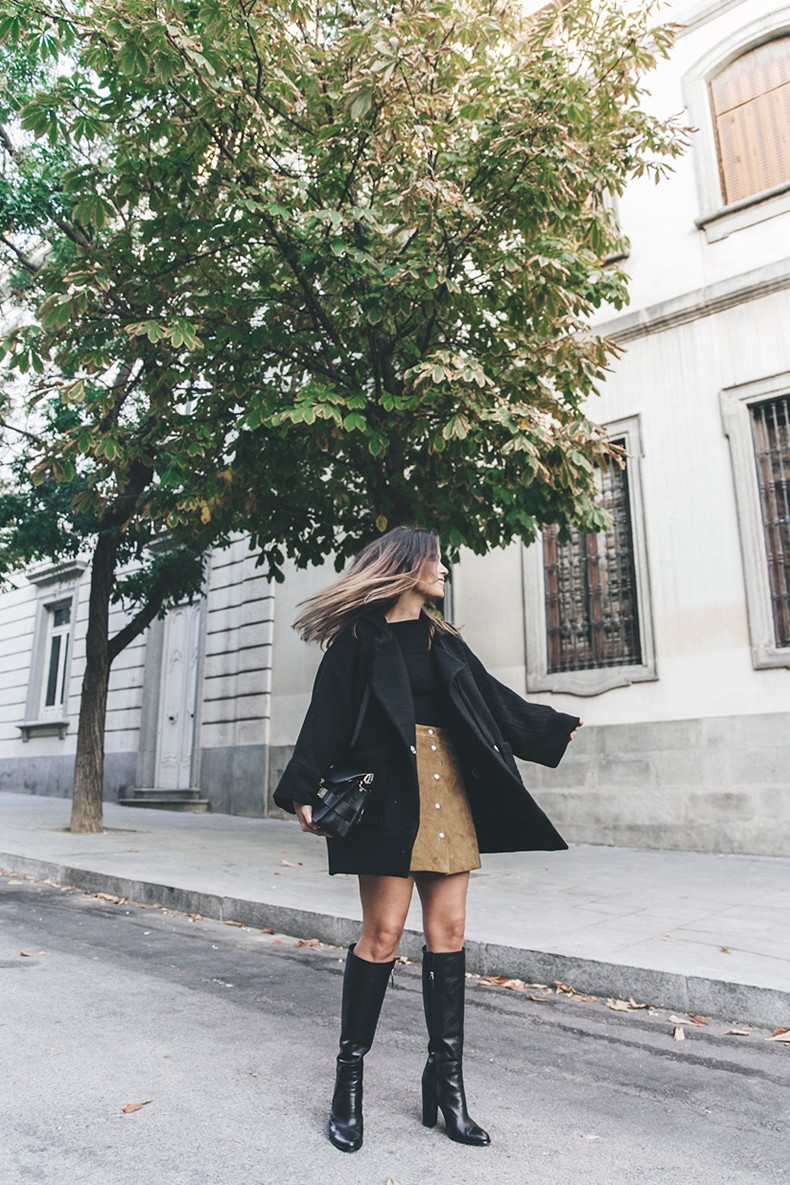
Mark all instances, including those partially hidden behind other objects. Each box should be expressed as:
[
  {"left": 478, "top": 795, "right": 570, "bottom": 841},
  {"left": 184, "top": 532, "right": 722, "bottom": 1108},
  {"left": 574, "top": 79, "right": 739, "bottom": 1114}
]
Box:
[
  {"left": 271, "top": 939, "right": 283, "bottom": 945},
  {"left": 720, "top": 946, "right": 730, "bottom": 954},
  {"left": 127, "top": 847, "right": 138, "bottom": 853},
  {"left": 396, "top": 956, "right": 411, "bottom": 965},
  {"left": 480, "top": 976, "right": 527, "bottom": 992},
  {"left": 224, "top": 920, "right": 245, "bottom": 927},
  {"left": 121, "top": 1100, "right": 152, "bottom": 1114},
  {"left": 606, "top": 997, "right": 646, "bottom": 1012},
  {"left": 295, "top": 938, "right": 320, "bottom": 948},
  {"left": 554, "top": 981, "right": 573, "bottom": 993},
  {"left": 94, "top": 892, "right": 127, "bottom": 904},
  {"left": 527, "top": 983, "right": 549, "bottom": 990},
  {"left": 662, "top": 933, "right": 676, "bottom": 941},
  {"left": 260, "top": 927, "right": 274, "bottom": 934},
  {"left": 527, "top": 993, "right": 552, "bottom": 1002},
  {"left": 580, "top": 1133, "right": 600, "bottom": 1140},
  {"left": 726, "top": 1028, "right": 750, "bottom": 1036},
  {"left": 668, "top": 1015, "right": 689, "bottom": 1025},
  {"left": 280, "top": 860, "right": 297, "bottom": 867},
  {"left": 20, "top": 950, "right": 47, "bottom": 957},
  {"left": 768, "top": 1029, "right": 790, "bottom": 1042},
  {"left": 386, "top": 1178, "right": 402, "bottom": 1185},
  {"left": 187, "top": 913, "right": 201, "bottom": 922},
  {"left": 673, "top": 1025, "right": 686, "bottom": 1041},
  {"left": 688, "top": 1014, "right": 708, "bottom": 1026}
]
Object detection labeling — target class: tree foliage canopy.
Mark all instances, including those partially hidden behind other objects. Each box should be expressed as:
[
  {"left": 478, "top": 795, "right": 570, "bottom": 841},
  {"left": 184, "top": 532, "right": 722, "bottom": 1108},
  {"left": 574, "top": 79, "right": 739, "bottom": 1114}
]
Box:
[{"left": 1, "top": 0, "right": 686, "bottom": 576}]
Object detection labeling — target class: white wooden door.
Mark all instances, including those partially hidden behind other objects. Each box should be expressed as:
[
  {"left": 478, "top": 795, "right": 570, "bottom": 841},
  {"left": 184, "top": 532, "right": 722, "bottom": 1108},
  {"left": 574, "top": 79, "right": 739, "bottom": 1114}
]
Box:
[{"left": 155, "top": 602, "right": 201, "bottom": 790}]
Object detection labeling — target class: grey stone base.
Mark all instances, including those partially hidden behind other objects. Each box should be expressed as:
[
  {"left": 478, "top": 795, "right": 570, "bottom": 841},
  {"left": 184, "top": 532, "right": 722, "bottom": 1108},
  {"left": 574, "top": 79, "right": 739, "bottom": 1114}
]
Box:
[
  {"left": 527, "top": 711, "right": 790, "bottom": 857},
  {"left": 265, "top": 744, "right": 299, "bottom": 819},
  {"left": 198, "top": 745, "right": 266, "bottom": 816},
  {"left": 5, "top": 712, "right": 788, "bottom": 852},
  {"left": 266, "top": 712, "right": 790, "bottom": 855},
  {"left": 0, "top": 751, "right": 137, "bottom": 802}
]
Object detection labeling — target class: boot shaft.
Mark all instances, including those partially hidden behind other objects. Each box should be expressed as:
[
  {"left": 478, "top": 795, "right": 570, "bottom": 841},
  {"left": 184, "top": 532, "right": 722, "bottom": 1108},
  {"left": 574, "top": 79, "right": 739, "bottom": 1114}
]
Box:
[
  {"left": 422, "top": 947, "right": 466, "bottom": 1057},
  {"left": 338, "top": 944, "right": 395, "bottom": 1059}
]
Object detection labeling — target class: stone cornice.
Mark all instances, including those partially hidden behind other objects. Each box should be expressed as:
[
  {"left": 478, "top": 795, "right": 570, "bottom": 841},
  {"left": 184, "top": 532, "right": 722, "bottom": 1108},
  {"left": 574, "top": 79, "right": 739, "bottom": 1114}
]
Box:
[{"left": 593, "top": 257, "right": 790, "bottom": 344}]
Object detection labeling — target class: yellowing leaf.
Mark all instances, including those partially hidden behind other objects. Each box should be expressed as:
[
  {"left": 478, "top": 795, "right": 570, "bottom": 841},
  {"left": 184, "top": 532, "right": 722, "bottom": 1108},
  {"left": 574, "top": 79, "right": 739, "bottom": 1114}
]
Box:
[
  {"left": 768, "top": 1029, "right": 790, "bottom": 1042},
  {"left": 121, "top": 1100, "right": 152, "bottom": 1114}
]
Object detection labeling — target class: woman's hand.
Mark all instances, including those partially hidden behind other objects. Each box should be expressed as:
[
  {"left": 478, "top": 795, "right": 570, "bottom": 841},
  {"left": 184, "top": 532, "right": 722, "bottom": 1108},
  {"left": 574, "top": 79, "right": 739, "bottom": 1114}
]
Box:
[
  {"left": 295, "top": 801, "right": 330, "bottom": 837},
  {"left": 569, "top": 718, "right": 584, "bottom": 741}
]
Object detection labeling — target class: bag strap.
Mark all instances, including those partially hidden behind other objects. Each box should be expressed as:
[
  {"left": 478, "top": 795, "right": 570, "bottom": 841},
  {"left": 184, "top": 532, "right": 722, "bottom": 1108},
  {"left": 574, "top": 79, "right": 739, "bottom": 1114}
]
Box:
[
  {"left": 348, "top": 626, "right": 374, "bottom": 750},
  {"left": 349, "top": 683, "right": 371, "bottom": 750}
]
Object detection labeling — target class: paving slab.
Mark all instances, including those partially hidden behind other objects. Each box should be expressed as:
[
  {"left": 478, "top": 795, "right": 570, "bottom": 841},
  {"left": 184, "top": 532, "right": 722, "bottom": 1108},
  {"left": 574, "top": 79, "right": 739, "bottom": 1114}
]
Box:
[{"left": 1, "top": 791, "right": 789, "bottom": 1027}]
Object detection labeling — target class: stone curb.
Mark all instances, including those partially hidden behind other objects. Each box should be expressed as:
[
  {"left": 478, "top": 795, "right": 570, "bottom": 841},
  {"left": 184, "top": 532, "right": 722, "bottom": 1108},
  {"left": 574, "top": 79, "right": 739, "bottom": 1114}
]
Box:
[{"left": 2, "top": 850, "right": 788, "bottom": 1028}]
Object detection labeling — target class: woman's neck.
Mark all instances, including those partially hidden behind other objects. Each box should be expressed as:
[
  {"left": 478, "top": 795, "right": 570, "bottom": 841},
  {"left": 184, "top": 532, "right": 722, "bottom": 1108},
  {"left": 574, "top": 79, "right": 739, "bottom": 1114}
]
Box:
[{"left": 385, "top": 591, "right": 426, "bottom": 623}]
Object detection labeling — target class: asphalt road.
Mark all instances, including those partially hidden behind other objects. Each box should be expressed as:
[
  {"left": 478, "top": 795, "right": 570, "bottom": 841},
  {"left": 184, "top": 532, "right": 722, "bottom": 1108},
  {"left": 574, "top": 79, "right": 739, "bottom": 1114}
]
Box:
[{"left": 1, "top": 873, "right": 789, "bottom": 1185}]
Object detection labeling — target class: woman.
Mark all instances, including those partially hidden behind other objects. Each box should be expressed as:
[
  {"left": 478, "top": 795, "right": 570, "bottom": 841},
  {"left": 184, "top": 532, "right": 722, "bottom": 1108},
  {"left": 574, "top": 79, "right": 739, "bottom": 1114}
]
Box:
[{"left": 274, "top": 526, "right": 580, "bottom": 1153}]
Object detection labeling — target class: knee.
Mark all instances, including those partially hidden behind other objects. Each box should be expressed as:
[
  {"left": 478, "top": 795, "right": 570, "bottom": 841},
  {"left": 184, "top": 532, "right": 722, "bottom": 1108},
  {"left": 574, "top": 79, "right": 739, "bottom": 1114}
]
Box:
[
  {"left": 426, "top": 915, "right": 466, "bottom": 953},
  {"left": 361, "top": 924, "right": 403, "bottom": 962}
]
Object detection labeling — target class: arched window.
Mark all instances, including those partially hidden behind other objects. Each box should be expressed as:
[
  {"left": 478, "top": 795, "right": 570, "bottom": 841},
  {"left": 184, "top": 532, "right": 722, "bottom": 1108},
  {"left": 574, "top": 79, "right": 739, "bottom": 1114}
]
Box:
[{"left": 710, "top": 37, "right": 790, "bottom": 205}]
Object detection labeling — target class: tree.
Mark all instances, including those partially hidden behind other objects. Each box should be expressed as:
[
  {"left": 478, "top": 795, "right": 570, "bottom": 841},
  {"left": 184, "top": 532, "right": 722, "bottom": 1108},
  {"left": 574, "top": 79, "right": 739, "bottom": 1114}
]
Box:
[
  {"left": 0, "top": 0, "right": 686, "bottom": 828},
  {"left": 0, "top": 31, "right": 308, "bottom": 831}
]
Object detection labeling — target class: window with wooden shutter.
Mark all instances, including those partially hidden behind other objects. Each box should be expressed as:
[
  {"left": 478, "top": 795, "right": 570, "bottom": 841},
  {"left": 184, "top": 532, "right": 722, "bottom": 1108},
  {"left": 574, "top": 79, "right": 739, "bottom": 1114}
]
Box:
[
  {"left": 751, "top": 396, "right": 790, "bottom": 649},
  {"left": 543, "top": 444, "right": 642, "bottom": 673},
  {"left": 710, "top": 37, "right": 790, "bottom": 205}
]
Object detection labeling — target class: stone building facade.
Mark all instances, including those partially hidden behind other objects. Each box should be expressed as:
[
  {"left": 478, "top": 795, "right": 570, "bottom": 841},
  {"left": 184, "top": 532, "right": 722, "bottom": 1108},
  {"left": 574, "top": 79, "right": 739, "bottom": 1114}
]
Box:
[{"left": 1, "top": 0, "right": 789, "bottom": 853}]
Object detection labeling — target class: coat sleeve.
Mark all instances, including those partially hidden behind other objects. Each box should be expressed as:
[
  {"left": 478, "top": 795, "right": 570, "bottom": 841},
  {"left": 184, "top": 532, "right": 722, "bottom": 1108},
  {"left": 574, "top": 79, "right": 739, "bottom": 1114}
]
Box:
[
  {"left": 272, "top": 631, "right": 357, "bottom": 813},
  {"left": 462, "top": 643, "right": 580, "bottom": 768}
]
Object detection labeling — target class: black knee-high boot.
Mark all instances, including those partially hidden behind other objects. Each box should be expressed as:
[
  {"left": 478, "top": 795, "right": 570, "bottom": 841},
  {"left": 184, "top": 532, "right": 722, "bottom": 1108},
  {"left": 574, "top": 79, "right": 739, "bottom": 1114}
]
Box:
[
  {"left": 328, "top": 944, "right": 394, "bottom": 1153},
  {"left": 421, "top": 947, "right": 490, "bottom": 1146}
]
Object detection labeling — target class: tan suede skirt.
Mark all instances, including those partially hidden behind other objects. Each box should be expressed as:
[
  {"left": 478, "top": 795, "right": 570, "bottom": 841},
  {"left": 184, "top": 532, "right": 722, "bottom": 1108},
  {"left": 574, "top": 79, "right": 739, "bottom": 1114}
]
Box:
[{"left": 409, "top": 724, "right": 481, "bottom": 875}]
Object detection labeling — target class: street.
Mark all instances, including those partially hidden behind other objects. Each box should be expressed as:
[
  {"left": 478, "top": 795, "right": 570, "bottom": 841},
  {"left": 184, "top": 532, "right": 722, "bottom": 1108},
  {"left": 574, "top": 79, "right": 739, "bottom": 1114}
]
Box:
[{"left": 2, "top": 875, "right": 789, "bottom": 1185}]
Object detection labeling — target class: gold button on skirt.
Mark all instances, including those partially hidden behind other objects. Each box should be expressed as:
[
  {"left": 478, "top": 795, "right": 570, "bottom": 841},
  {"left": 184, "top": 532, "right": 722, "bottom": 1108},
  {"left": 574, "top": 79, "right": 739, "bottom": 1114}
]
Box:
[{"left": 410, "top": 724, "right": 481, "bottom": 875}]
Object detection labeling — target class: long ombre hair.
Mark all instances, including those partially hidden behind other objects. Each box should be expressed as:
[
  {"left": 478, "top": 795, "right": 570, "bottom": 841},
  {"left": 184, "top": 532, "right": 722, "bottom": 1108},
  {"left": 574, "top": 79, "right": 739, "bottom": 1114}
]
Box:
[{"left": 293, "top": 526, "right": 458, "bottom": 646}]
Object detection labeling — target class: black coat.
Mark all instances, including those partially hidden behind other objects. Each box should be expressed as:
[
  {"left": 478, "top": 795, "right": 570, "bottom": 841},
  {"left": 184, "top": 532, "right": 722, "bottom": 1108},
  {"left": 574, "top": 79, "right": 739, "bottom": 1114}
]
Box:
[{"left": 273, "top": 614, "right": 580, "bottom": 876}]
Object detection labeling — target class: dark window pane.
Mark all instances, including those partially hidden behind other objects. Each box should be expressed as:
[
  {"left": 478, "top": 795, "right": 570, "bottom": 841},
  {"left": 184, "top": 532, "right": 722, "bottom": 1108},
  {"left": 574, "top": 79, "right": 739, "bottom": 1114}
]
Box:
[
  {"left": 44, "top": 635, "right": 62, "bottom": 708},
  {"left": 53, "top": 605, "right": 71, "bottom": 628},
  {"left": 59, "top": 634, "right": 70, "bottom": 705},
  {"left": 751, "top": 396, "right": 790, "bottom": 648},
  {"left": 543, "top": 443, "right": 642, "bottom": 673}
]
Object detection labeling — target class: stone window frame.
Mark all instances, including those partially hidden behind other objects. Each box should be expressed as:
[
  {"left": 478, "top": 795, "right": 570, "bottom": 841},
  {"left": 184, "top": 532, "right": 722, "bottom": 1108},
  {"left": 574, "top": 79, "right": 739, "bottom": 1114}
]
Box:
[
  {"left": 522, "top": 414, "right": 657, "bottom": 697},
  {"left": 720, "top": 370, "right": 790, "bottom": 670},
  {"left": 18, "top": 560, "right": 86, "bottom": 741},
  {"left": 682, "top": 8, "right": 790, "bottom": 243}
]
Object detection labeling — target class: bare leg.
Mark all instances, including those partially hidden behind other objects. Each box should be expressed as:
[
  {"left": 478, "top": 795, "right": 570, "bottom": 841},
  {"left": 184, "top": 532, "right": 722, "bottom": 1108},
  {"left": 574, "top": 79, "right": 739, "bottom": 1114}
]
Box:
[
  {"left": 355, "top": 873, "right": 415, "bottom": 963},
  {"left": 415, "top": 871, "right": 469, "bottom": 952}
]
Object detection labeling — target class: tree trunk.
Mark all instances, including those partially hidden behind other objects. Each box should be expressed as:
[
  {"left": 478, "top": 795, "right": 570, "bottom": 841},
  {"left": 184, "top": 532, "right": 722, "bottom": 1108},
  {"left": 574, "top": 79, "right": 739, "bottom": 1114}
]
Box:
[{"left": 69, "top": 532, "right": 118, "bottom": 833}]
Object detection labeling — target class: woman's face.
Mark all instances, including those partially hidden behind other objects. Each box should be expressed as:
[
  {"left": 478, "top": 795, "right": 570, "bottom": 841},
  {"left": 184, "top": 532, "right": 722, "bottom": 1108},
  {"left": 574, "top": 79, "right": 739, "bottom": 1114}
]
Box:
[{"left": 418, "top": 549, "right": 448, "bottom": 600}]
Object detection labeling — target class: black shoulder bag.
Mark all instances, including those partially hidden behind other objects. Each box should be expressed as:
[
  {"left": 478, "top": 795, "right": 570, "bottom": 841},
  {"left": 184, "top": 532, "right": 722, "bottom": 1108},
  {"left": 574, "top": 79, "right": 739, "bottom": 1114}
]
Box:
[{"left": 313, "top": 679, "right": 374, "bottom": 841}]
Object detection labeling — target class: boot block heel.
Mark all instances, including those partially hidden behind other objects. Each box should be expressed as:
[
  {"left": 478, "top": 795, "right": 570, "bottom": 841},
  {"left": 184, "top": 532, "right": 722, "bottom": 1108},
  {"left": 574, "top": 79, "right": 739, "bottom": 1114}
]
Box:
[{"left": 421, "top": 1074, "right": 438, "bottom": 1128}]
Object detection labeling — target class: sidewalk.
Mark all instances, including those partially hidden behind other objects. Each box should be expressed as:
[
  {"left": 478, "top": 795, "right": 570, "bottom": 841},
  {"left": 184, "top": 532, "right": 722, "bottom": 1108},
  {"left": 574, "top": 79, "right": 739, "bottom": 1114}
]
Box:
[{"left": 2, "top": 791, "right": 789, "bottom": 1027}]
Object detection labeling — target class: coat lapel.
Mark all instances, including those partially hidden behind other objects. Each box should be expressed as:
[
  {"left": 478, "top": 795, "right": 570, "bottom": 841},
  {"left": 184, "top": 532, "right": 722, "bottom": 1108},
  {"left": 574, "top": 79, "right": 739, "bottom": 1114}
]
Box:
[{"left": 367, "top": 626, "right": 416, "bottom": 752}]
